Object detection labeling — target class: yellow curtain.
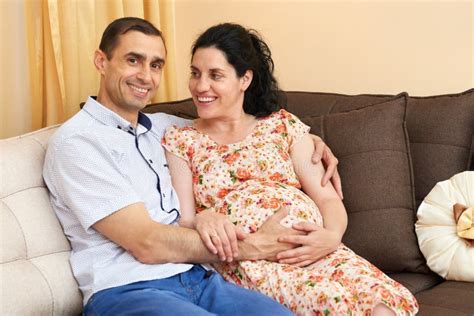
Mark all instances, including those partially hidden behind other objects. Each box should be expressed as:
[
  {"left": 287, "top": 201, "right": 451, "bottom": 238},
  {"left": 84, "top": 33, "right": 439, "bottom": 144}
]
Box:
[{"left": 18, "top": 0, "right": 177, "bottom": 135}]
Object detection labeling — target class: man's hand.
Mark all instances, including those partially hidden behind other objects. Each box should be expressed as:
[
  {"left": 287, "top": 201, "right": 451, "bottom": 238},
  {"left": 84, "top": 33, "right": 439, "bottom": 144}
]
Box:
[
  {"left": 239, "top": 207, "right": 305, "bottom": 262},
  {"left": 276, "top": 222, "right": 341, "bottom": 267},
  {"left": 309, "top": 134, "right": 343, "bottom": 199}
]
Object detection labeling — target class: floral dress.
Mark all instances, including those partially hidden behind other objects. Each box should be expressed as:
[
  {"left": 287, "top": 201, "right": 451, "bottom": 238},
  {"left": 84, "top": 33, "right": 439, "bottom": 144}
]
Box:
[{"left": 163, "top": 109, "right": 418, "bottom": 315}]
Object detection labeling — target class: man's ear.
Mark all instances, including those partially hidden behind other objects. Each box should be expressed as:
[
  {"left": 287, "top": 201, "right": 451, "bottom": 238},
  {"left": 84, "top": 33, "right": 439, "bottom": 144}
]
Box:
[
  {"left": 241, "top": 70, "right": 253, "bottom": 91},
  {"left": 94, "top": 49, "right": 107, "bottom": 75}
]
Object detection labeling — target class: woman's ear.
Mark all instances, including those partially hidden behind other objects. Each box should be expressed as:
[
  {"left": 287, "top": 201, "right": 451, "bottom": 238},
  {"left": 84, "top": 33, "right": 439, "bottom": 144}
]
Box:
[
  {"left": 94, "top": 49, "right": 107, "bottom": 75},
  {"left": 241, "top": 70, "right": 253, "bottom": 91}
]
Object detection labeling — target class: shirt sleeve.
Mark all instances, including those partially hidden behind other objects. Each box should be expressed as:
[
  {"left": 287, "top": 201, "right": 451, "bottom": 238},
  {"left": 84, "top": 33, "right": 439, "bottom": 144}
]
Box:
[
  {"left": 279, "top": 109, "right": 310, "bottom": 147},
  {"left": 162, "top": 125, "right": 193, "bottom": 162},
  {"left": 46, "top": 134, "right": 142, "bottom": 231}
]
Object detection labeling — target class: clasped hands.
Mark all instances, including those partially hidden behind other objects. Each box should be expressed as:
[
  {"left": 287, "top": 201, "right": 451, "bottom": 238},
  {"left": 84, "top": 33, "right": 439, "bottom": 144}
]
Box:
[{"left": 194, "top": 207, "right": 342, "bottom": 265}]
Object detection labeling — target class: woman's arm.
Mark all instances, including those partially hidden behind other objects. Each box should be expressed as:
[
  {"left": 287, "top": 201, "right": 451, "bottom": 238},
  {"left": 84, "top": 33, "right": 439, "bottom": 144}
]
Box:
[
  {"left": 277, "top": 133, "right": 347, "bottom": 266},
  {"left": 165, "top": 150, "right": 197, "bottom": 228},
  {"left": 165, "top": 149, "right": 244, "bottom": 262}
]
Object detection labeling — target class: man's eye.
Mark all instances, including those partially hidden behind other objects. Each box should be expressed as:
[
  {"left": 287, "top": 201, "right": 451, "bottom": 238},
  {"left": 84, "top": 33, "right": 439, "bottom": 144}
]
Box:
[
  {"left": 128, "top": 58, "right": 137, "bottom": 64},
  {"left": 151, "top": 63, "right": 162, "bottom": 70}
]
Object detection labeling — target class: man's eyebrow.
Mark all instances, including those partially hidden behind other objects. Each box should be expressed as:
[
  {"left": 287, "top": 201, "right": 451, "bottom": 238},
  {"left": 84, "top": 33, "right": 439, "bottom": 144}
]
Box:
[
  {"left": 125, "top": 52, "right": 145, "bottom": 60},
  {"left": 152, "top": 56, "right": 165, "bottom": 65},
  {"left": 125, "top": 52, "right": 165, "bottom": 65}
]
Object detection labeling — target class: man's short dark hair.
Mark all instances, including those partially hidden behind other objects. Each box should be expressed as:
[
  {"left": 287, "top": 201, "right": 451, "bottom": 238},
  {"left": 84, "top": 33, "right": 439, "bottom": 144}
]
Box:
[{"left": 99, "top": 17, "right": 164, "bottom": 59}]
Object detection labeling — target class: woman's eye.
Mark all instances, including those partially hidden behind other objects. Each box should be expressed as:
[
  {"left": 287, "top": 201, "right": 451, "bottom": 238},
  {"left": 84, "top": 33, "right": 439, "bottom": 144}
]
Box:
[{"left": 211, "top": 74, "right": 222, "bottom": 80}]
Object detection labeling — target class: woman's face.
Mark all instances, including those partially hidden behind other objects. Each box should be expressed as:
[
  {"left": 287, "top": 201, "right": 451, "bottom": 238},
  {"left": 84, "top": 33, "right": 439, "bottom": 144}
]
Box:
[{"left": 189, "top": 47, "right": 252, "bottom": 120}]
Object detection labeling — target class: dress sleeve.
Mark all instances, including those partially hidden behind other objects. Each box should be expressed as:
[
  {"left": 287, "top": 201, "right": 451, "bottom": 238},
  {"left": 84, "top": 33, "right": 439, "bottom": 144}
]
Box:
[
  {"left": 162, "top": 125, "right": 193, "bottom": 162},
  {"left": 279, "top": 109, "right": 310, "bottom": 147}
]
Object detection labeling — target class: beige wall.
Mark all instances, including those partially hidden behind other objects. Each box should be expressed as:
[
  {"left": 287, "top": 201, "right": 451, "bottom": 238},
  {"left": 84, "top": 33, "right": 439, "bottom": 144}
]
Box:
[
  {"left": 174, "top": 0, "right": 473, "bottom": 99},
  {"left": 0, "top": 0, "right": 32, "bottom": 138}
]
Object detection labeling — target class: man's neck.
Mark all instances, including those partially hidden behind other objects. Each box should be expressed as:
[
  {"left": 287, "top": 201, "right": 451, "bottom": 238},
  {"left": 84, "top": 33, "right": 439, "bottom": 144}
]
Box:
[{"left": 96, "top": 96, "right": 139, "bottom": 128}]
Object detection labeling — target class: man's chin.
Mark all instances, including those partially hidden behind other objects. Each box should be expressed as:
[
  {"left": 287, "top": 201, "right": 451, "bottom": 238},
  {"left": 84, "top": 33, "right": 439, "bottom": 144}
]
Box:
[{"left": 126, "top": 99, "right": 150, "bottom": 111}]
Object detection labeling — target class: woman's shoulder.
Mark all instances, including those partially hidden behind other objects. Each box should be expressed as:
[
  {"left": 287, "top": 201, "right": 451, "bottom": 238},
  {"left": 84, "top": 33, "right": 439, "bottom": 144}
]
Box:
[
  {"left": 163, "top": 123, "right": 201, "bottom": 144},
  {"left": 258, "top": 109, "right": 299, "bottom": 125},
  {"left": 164, "top": 121, "right": 197, "bottom": 133}
]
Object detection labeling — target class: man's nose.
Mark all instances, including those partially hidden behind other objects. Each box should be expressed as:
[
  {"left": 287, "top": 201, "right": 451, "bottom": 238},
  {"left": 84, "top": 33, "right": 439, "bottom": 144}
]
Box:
[{"left": 137, "top": 66, "right": 152, "bottom": 82}]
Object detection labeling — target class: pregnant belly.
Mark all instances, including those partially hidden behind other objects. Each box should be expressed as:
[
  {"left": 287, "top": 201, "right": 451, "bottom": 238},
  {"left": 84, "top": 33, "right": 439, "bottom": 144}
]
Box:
[{"left": 214, "top": 180, "right": 323, "bottom": 233}]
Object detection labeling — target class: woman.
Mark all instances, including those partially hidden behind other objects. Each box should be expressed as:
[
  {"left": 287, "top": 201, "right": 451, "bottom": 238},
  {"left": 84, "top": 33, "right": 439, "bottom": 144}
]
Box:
[{"left": 163, "top": 23, "right": 418, "bottom": 315}]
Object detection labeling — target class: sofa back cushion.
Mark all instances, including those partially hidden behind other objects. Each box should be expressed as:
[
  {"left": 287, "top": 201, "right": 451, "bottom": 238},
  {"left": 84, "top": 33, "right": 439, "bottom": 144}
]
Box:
[
  {"left": 300, "top": 95, "right": 428, "bottom": 273},
  {"left": 282, "top": 89, "right": 474, "bottom": 208},
  {"left": 0, "top": 126, "right": 82, "bottom": 315},
  {"left": 406, "top": 89, "right": 474, "bottom": 206}
]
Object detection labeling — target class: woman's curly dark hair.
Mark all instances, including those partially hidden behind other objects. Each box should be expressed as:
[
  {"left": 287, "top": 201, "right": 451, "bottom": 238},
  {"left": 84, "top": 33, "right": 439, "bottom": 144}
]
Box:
[{"left": 191, "top": 23, "right": 284, "bottom": 117}]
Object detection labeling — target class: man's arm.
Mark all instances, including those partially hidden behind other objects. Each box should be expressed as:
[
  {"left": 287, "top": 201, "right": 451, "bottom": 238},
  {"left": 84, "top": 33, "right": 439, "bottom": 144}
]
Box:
[
  {"left": 308, "top": 134, "right": 343, "bottom": 199},
  {"left": 92, "top": 202, "right": 295, "bottom": 264}
]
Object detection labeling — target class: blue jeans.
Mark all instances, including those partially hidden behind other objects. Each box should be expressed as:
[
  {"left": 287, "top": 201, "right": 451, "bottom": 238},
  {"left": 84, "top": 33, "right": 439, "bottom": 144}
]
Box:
[{"left": 84, "top": 265, "right": 292, "bottom": 315}]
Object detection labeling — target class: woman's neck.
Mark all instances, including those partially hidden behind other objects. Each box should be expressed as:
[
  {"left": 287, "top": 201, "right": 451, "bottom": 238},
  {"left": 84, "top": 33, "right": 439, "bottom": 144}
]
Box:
[
  {"left": 195, "top": 113, "right": 258, "bottom": 145},
  {"left": 200, "top": 114, "right": 253, "bottom": 131}
]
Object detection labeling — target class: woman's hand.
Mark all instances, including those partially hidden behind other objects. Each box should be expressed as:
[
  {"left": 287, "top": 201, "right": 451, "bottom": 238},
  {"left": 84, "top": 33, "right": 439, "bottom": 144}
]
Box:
[
  {"left": 195, "top": 208, "right": 245, "bottom": 262},
  {"left": 309, "top": 134, "right": 343, "bottom": 199},
  {"left": 276, "top": 222, "right": 342, "bottom": 267}
]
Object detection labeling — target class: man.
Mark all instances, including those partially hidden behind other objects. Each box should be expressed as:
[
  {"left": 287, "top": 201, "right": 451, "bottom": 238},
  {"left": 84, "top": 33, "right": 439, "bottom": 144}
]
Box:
[{"left": 43, "top": 17, "right": 340, "bottom": 315}]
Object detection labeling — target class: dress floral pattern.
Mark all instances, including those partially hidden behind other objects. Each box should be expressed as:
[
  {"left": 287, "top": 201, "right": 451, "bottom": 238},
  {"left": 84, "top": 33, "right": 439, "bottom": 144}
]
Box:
[{"left": 163, "top": 109, "right": 418, "bottom": 315}]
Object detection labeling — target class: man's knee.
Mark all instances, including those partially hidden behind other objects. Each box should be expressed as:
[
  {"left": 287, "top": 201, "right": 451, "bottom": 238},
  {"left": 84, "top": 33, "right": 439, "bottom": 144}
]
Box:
[
  {"left": 85, "top": 286, "right": 213, "bottom": 316},
  {"left": 200, "top": 273, "right": 292, "bottom": 315}
]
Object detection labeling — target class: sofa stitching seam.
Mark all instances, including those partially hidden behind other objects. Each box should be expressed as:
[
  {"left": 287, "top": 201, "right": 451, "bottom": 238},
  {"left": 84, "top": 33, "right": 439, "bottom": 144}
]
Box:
[
  {"left": 2, "top": 185, "right": 47, "bottom": 199},
  {"left": 31, "top": 136, "right": 47, "bottom": 151},
  {"left": 349, "top": 206, "right": 413, "bottom": 213},
  {"left": 28, "top": 260, "right": 55, "bottom": 315},
  {"left": 0, "top": 199, "right": 29, "bottom": 260},
  {"left": 409, "top": 141, "right": 470, "bottom": 149},
  {"left": 337, "top": 148, "right": 410, "bottom": 160},
  {"left": 1, "top": 251, "right": 71, "bottom": 264}
]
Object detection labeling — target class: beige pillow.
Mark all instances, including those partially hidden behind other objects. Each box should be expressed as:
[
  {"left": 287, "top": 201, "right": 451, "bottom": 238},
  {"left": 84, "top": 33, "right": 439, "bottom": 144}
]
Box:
[{"left": 415, "top": 171, "right": 474, "bottom": 281}]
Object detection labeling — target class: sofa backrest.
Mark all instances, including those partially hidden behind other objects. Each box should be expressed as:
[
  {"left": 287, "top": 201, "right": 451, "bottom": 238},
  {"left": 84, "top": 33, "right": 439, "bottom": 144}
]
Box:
[
  {"left": 0, "top": 125, "right": 83, "bottom": 315},
  {"left": 144, "top": 88, "right": 474, "bottom": 274}
]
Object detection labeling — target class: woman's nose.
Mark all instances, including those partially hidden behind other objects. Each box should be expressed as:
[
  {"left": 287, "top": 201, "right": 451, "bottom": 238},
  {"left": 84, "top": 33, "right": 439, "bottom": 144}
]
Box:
[{"left": 195, "top": 77, "right": 210, "bottom": 92}]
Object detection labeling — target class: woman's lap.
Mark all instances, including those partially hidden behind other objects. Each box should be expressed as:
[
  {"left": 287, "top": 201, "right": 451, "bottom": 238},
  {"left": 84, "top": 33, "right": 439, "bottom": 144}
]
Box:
[{"left": 215, "top": 245, "right": 418, "bottom": 315}]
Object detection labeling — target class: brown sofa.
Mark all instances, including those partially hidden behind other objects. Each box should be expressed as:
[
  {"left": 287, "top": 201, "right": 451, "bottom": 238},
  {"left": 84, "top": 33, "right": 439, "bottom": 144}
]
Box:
[{"left": 1, "top": 89, "right": 472, "bottom": 315}]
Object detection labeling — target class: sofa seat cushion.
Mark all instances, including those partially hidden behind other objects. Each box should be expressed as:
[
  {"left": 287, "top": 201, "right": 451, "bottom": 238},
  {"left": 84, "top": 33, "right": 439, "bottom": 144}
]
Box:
[
  {"left": 388, "top": 272, "right": 443, "bottom": 294},
  {"left": 416, "top": 281, "right": 474, "bottom": 316}
]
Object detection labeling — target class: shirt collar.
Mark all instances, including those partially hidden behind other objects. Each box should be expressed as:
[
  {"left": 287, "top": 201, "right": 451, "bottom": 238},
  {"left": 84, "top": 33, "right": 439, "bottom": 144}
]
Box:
[{"left": 82, "top": 97, "right": 152, "bottom": 135}]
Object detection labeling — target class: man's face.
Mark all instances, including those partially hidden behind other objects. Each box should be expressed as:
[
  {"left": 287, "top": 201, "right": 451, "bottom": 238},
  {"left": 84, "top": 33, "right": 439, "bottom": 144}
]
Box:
[{"left": 95, "top": 31, "right": 166, "bottom": 117}]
